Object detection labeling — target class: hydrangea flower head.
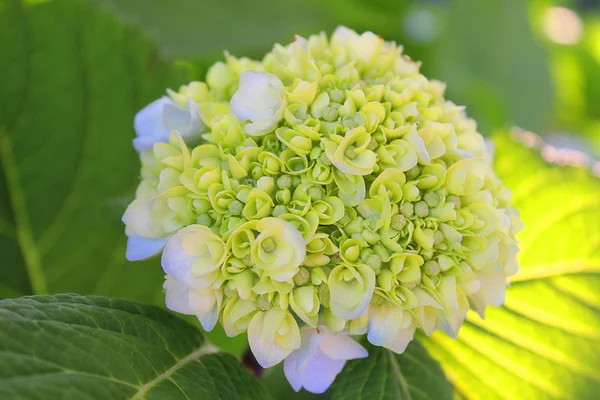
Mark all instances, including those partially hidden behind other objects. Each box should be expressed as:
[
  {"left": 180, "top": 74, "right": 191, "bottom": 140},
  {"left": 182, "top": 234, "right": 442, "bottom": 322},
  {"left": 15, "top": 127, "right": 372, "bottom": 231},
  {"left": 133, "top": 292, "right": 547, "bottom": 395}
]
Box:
[{"left": 124, "top": 26, "right": 522, "bottom": 393}]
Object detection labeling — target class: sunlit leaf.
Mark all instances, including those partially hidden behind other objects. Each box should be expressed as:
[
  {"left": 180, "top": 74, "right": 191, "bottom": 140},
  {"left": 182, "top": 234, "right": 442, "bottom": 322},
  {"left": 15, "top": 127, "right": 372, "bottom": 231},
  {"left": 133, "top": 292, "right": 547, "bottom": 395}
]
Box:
[{"left": 422, "top": 134, "right": 600, "bottom": 400}]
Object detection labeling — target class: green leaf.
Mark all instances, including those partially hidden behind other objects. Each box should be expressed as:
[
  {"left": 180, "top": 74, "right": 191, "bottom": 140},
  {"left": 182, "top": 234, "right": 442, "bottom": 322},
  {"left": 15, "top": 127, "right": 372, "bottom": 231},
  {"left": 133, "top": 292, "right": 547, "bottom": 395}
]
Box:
[
  {"left": 0, "top": 162, "right": 29, "bottom": 298},
  {"left": 422, "top": 133, "right": 600, "bottom": 399},
  {"left": 0, "top": 294, "right": 271, "bottom": 399},
  {"left": 329, "top": 341, "right": 453, "bottom": 400},
  {"left": 0, "top": 0, "right": 190, "bottom": 303}
]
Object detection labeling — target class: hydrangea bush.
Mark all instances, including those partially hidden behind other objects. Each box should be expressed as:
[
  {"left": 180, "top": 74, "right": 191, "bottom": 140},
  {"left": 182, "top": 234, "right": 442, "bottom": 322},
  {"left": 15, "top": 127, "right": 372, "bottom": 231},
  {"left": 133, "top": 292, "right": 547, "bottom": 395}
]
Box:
[{"left": 123, "top": 26, "right": 522, "bottom": 394}]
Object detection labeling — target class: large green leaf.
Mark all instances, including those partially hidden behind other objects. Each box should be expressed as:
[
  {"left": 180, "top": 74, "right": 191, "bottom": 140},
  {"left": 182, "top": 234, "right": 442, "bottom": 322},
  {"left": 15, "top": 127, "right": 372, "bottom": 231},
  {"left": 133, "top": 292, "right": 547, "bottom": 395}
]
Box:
[
  {"left": 329, "top": 341, "right": 453, "bottom": 400},
  {"left": 0, "top": 294, "right": 271, "bottom": 399},
  {"left": 0, "top": 0, "right": 190, "bottom": 303},
  {"left": 422, "top": 134, "right": 600, "bottom": 399}
]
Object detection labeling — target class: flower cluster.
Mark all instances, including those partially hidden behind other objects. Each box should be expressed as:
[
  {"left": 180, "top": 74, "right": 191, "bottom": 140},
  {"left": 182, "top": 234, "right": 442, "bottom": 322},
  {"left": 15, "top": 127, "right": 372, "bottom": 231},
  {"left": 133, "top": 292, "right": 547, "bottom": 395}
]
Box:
[{"left": 123, "top": 26, "right": 522, "bottom": 393}]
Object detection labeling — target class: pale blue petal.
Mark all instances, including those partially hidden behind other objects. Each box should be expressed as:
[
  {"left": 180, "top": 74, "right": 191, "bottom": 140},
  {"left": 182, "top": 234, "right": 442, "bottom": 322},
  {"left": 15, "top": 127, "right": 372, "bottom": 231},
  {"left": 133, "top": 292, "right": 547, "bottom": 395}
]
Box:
[
  {"left": 300, "top": 350, "right": 345, "bottom": 394},
  {"left": 320, "top": 333, "right": 368, "bottom": 361},
  {"left": 126, "top": 234, "right": 170, "bottom": 261},
  {"left": 133, "top": 97, "right": 171, "bottom": 151}
]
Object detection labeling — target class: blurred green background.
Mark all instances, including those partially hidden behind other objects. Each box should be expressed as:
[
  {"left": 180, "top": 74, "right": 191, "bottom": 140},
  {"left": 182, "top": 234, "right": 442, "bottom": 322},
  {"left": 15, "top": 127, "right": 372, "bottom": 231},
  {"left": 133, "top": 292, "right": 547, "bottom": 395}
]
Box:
[{"left": 1, "top": 0, "right": 599, "bottom": 399}]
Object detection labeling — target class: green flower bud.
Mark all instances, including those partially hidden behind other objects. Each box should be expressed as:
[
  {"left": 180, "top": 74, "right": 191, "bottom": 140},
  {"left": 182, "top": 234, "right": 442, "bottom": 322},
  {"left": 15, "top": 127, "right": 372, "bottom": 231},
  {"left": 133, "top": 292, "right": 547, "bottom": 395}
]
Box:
[
  {"left": 257, "top": 176, "right": 275, "bottom": 194},
  {"left": 423, "top": 191, "right": 439, "bottom": 207},
  {"left": 402, "top": 182, "right": 420, "bottom": 202},
  {"left": 321, "top": 308, "right": 346, "bottom": 332},
  {"left": 367, "top": 254, "right": 382, "bottom": 270},
  {"left": 288, "top": 80, "right": 318, "bottom": 105},
  {"left": 370, "top": 169, "right": 406, "bottom": 203},
  {"left": 337, "top": 207, "right": 356, "bottom": 227},
  {"left": 360, "top": 101, "right": 386, "bottom": 133},
  {"left": 424, "top": 260, "right": 441, "bottom": 276},
  {"left": 278, "top": 211, "right": 319, "bottom": 241},
  {"left": 389, "top": 253, "right": 423, "bottom": 282},
  {"left": 417, "top": 164, "right": 447, "bottom": 190},
  {"left": 197, "top": 213, "right": 213, "bottom": 227},
  {"left": 243, "top": 188, "right": 274, "bottom": 220},
  {"left": 293, "top": 267, "right": 311, "bottom": 286},
  {"left": 323, "top": 108, "right": 339, "bottom": 122},
  {"left": 414, "top": 201, "right": 429, "bottom": 218},
  {"left": 222, "top": 296, "right": 258, "bottom": 337},
  {"left": 258, "top": 152, "right": 283, "bottom": 175},
  {"left": 434, "top": 230, "right": 445, "bottom": 245},
  {"left": 328, "top": 264, "right": 375, "bottom": 320},
  {"left": 307, "top": 185, "right": 324, "bottom": 201},
  {"left": 430, "top": 203, "right": 456, "bottom": 222},
  {"left": 414, "top": 225, "right": 435, "bottom": 250},
  {"left": 275, "top": 189, "right": 291, "bottom": 205},
  {"left": 277, "top": 174, "right": 293, "bottom": 189},
  {"left": 389, "top": 285, "right": 419, "bottom": 309},
  {"left": 310, "top": 267, "right": 328, "bottom": 286},
  {"left": 251, "top": 218, "right": 306, "bottom": 282},
  {"left": 377, "top": 140, "right": 418, "bottom": 172},
  {"left": 228, "top": 200, "right": 244, "bottom": 216},
  {"left": 280, "top": 149, "right": 312, "bottom": 175},
  {"left": 290, "top": 286, "right": 320, "bottom": 326},
  {"left": 405, "top": 164, "right": 421, "bottom": 181},
  {"left": 312, "top": 196, "right": 345, "bottom": 225},
  {"left": 324, "top": 127, "right": 377, "bottom": 175},
  {"left": 276, "top": 125, "right": 320, "bottom": 156},
  {"left": 333, "top": 170, "right": 365, "bottom": 206},
  {"left": 447, "top": 195, "right": 461, "bottom": 208},
  {"left": 391, "top": 214, "right": 407, "bottom": 230},
  {"left": 330, "top": 88, "right": 345, "bottom": 103},
  {"left": 209, "top": 114, "right": 246, "bottom": 149},
  {"left": 272, "top": 204, "right": 288, "bottom": 217},
  {"left": 340, "top": 238, "right": 363, "bottom": 264},
  {"left": 445, "top": 158, "right": 487, "bottom": 196},
  {"left": 400, "top": 202, "right": 414, "bottom": 217},
  {"left": 307, "top": 160, "right": 334, "bottom": 185}
]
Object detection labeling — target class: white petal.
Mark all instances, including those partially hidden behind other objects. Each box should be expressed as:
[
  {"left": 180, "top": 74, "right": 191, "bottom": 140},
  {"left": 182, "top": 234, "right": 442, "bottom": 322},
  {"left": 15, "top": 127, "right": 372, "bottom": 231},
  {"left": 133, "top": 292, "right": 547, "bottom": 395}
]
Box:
[
  {"left": 125, "top": 234, "right": 170, "bottom": 261},
  {"left": 230, "top": 71, "right": 286, "bottom": 136},
  {"left": 405, "top": 126, "right": 431, "bottom": 165},
  {"left": 189, "top": 289, "right": 222, "bottom": 332},
  {"left": 419, "top": 307, "right": 441, "bottom": 336},
  {"left": 332, "top": 26, "right": 359, "bottom": 43},
  {"left": 413, "top": 287, "right": 443, "bottom": 309},
  {"left": 367, "top": 306, "right": 401, "bottom": 347},
  {"left": 122, "top": 194, "right": 164, "bottom": 239},
  {"left": 247, "top": 310, "right": 297, "bottom": 368},
  {"left": 163, "top": 275, "right": 194, "bottom": 314},
  {"left": 384, "top": 323, "right": 416, "bottom": 354},
  {"left": 161, "top": 226, "right": 219, "bottom": 289},
  {"left": 470, "top": 271, "right": 507, "bottom": 317},
  {"left": 320, "top": 332, "right": 368, "bottom": 361}
]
